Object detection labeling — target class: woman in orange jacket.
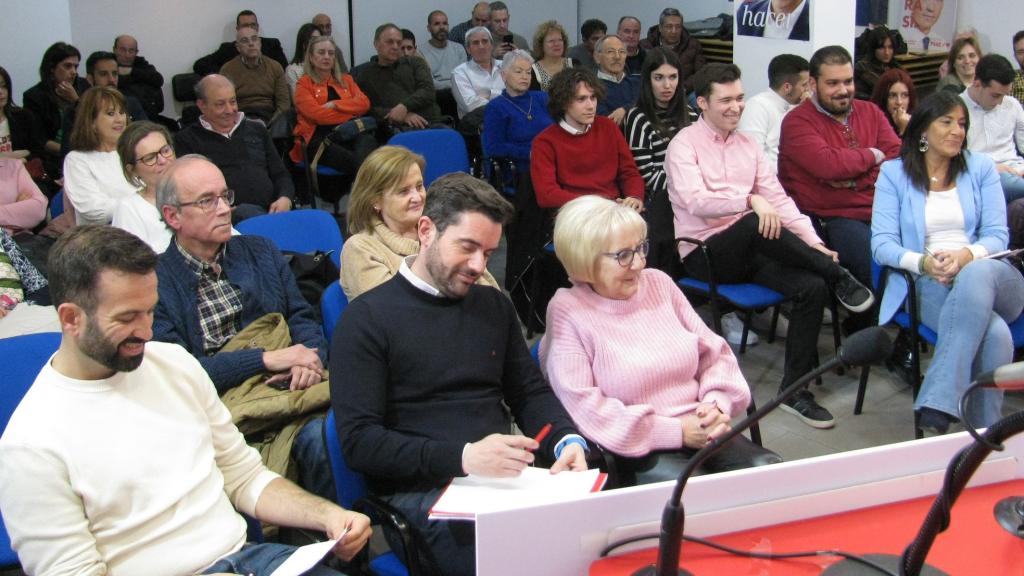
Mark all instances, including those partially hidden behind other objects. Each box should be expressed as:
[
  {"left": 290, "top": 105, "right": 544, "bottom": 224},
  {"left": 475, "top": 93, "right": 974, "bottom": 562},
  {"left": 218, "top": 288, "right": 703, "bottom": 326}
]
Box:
[{"left": 291, "top": 36, "right": 377, "bottom": 175}]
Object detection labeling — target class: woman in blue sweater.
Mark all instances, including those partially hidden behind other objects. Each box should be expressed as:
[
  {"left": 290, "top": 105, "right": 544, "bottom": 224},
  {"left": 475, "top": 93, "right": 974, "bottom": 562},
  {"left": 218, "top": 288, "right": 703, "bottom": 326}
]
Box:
[{"left": 482, "top": 50, "right": 552, "bottom": 174}]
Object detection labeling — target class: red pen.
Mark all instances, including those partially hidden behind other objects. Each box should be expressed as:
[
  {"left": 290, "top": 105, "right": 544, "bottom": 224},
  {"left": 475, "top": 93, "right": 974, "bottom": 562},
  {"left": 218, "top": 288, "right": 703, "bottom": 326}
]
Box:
[{"left": 532, "top": 423, "right": 553, "bottom": 446}]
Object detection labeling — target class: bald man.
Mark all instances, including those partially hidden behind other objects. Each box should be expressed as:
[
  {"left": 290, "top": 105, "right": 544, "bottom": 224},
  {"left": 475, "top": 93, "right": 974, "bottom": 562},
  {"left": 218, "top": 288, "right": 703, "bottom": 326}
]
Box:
[{"left": 113, "top": 34, "right": 165, "bottom": 117}]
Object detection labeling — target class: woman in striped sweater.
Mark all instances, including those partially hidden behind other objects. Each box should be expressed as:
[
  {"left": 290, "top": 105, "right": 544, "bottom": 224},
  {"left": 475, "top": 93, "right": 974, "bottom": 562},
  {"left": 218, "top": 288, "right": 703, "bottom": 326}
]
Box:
[
  {"left": 540, "top": 196, "right": 781, "bottom": 478},
  {"left": 623, "top": 48, "right": 695, "bottom": 275}
]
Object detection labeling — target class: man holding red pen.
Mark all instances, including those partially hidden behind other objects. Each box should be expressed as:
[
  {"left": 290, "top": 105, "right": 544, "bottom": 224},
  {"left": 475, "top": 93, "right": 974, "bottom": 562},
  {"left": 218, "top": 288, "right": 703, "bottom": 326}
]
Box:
[{"left": 331, "top": 173, "right": 588, "bottom": 576}]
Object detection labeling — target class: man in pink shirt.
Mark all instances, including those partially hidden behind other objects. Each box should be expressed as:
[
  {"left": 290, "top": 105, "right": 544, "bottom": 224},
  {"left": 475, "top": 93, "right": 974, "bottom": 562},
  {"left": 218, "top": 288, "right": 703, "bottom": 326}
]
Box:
[{"left": 665, "top": 63, "right": 874, "bottom": 429}]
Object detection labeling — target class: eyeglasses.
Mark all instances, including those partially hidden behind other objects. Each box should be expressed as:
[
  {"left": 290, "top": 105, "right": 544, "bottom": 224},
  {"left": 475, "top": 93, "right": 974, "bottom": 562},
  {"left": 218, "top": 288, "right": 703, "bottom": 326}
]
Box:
[
  {"left": 135, "top": 144, "right": 174, "bottom": 166},
  {"left": 602, "top": 239, "right": 649, "bottom": 268},
  {"left": 237, "top": 36, "right": 261, "bottom": 46},
  {"left": 602, "top": 49, "right": 627, "bottom": 56},
  {"left": 178, "top": 189, "right": 234, "bottom": 213}
]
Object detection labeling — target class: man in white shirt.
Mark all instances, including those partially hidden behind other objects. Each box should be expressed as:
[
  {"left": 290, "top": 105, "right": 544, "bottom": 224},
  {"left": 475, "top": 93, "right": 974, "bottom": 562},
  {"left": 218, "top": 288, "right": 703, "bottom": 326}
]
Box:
[
  {"left": 962, "top": 54, "right": 1024, "bottom": 202},
  {"left": 420, "top": 10, "right": 468, "bottom": 90},
  {"left": 737, "top": 53, "right": 809, "bottom": 173},
  {"left": 0, "top": 225, "right": 371, "bottom": 576},
  {"left": 452, "top": 26, "right": 504, "bottom": 133}
]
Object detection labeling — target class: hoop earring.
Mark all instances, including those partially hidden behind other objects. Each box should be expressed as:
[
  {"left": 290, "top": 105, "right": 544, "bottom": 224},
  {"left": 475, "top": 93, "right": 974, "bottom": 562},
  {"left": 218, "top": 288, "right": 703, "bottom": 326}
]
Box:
[{"left": 918, "top": 135, "right": 929, "bottom": 153}]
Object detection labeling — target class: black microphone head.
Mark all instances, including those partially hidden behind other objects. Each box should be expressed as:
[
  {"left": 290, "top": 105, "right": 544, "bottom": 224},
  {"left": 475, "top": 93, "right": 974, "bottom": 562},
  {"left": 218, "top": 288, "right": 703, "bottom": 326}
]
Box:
[{"left": 839, "top": 326, "right": 893, "bottom": 367}]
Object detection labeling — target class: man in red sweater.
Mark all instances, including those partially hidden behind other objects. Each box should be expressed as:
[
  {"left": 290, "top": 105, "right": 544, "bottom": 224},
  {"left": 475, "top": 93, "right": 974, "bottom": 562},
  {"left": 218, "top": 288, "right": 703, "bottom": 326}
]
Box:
[
  {"left": 530, "top": 68, "right": 644, "bottom": 210},
  {"left": 778, "top": 45, "right": 900, "bottom": 330}
]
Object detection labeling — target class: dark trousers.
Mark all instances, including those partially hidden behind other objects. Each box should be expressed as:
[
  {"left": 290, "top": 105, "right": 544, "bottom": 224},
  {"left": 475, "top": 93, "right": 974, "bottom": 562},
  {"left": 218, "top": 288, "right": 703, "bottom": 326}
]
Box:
[
  {"left": 310, "top": 132, "right": 378, "bottom": 175},
  {"left": 613, "top": 434, "right": 781, "bottom": 485},
  {"left": 383, "top": 487, "right": 475, "bottom": 576},
  {"left": 683, "top": 213, "right": 836, "bottom": 390},
  {"left": 822, "top": 216, "right": 877, "bottom": 331}
]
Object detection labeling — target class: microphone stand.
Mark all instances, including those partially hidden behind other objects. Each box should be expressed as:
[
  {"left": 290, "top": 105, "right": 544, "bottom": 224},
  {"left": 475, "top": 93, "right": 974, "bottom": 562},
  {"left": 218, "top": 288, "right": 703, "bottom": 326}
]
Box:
[{"left": 632, "top": 327, "right": 892, "bottom": 576}]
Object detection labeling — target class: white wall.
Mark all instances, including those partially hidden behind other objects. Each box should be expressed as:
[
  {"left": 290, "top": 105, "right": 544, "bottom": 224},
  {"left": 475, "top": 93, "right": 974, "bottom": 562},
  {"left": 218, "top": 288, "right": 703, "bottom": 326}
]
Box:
[
  {"left": 65, "top": 0, "right": 347, "bottom": 117},
  {"left": 1, "top": 0, "right": 72, "bottom": 107},
  {"left": 956, "top": 0, "right": 1020, "bottom": 63},
  {"left": 349, "top": 1, "right": 577, "bottom": 66},
  {"left": 577, "top": 0, "right": 733, "bottom": 42}
]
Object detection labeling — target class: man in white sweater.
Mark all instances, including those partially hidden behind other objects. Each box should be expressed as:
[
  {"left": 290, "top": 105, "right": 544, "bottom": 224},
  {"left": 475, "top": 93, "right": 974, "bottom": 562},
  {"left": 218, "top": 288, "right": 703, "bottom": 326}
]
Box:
[{"left": 0, "top": 225, "right": 370, "bottom": 575}]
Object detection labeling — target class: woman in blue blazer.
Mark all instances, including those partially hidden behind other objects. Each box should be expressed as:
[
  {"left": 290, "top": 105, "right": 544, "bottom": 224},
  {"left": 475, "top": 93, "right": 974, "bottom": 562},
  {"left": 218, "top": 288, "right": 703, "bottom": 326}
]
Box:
[{"left": 872, "top": 90, "right": 1024, "bottom": 433}]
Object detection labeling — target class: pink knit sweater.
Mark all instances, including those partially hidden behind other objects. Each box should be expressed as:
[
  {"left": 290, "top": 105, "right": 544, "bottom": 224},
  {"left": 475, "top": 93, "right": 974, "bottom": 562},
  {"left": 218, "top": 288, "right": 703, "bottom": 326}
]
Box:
[{"left": 539, "top": 269, "right": 750, "bottom": 457}]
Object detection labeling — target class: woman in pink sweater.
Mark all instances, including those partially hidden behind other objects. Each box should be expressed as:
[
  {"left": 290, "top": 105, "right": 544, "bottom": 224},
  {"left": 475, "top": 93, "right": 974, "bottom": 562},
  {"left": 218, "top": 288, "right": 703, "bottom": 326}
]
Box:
[{"left": 540, "top": 196, "right": 780, "bottom": 475}]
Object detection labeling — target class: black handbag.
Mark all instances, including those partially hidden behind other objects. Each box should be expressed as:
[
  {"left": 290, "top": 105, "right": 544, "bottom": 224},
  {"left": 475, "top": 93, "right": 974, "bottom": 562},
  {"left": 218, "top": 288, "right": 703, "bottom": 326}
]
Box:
[{"left": 329, "top": 116, "right": 377, "bottom": 143}]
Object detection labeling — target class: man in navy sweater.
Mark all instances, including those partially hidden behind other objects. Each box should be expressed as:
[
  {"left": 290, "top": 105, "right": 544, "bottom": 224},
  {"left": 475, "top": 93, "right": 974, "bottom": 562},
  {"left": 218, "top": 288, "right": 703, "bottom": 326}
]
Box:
[
  {"left": 595, "top": 34, "right": 640, "bottom": 125},
  {"left": 331, "top": 173, "right": 588, "bottom": 576},
  {"left": 151, "top": 156, "right": 329, "bottom": 499}
]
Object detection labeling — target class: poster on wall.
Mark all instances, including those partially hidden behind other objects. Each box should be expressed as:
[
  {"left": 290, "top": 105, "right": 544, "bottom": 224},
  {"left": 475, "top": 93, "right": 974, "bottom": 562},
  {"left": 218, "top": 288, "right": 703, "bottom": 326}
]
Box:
[
  {"left": 735, "top": 0, "right": 811, "bottom": 42},
  {"left": 897, "top": 0, "right": 957, "bottom": 52}
]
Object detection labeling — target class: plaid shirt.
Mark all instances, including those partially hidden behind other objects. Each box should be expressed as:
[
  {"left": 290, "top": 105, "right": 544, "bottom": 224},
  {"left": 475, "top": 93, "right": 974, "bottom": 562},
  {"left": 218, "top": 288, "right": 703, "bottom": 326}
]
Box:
[
  {"left": 1013, "top": 71, "right": 1024, "bottom": 107},
  {"left": 176, "top": 240, "right": 243, "bottom": 355}
]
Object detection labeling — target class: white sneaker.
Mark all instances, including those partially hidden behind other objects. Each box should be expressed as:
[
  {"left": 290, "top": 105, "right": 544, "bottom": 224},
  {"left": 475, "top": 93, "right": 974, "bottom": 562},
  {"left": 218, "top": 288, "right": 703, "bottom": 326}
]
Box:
[
  {"left": 751, "top": 309, "right": 789, "bottom": 339},
  {"left": 721, "top": 312, "right": 758, "bottom": 347}
]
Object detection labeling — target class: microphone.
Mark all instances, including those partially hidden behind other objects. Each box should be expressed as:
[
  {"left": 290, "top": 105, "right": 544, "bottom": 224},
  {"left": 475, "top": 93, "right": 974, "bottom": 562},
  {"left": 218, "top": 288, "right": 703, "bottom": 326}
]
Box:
[
  {"left": 962, "top": 362, "right": 1024, "bottom": 541},
  {"left": 631, "top": 327, "right": 893, "bottom": 576}
]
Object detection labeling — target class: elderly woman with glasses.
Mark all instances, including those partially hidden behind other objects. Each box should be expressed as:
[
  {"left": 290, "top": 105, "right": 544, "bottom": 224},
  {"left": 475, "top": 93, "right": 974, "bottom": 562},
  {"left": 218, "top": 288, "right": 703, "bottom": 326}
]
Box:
[{"left": 539, "top": 196, "right": 781, "bottom": 476}]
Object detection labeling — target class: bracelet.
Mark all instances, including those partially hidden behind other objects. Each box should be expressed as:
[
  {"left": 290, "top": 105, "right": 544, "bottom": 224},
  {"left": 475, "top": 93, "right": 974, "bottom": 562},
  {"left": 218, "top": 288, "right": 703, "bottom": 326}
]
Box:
[{"left": 918, "top": 254, "right": 927, "bottom": 274}]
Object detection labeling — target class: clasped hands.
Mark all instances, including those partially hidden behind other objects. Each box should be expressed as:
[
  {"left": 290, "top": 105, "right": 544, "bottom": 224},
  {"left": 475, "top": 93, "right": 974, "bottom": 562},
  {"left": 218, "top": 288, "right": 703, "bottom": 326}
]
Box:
[
  {"left": 681, "top": 402, "right": 730, "bottom": 449},
  {"left": 263, "top": 344, "right": 323, "bottom": 390},
  {"left": 922, "top": 248, "right": 972, "bottom": 285}
]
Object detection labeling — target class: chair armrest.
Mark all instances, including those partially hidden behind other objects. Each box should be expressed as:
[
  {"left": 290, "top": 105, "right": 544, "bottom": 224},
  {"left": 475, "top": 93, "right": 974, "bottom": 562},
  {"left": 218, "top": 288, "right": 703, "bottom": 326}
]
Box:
[{"left": 354, "top": 495, "right": 422, "bottom": 576}]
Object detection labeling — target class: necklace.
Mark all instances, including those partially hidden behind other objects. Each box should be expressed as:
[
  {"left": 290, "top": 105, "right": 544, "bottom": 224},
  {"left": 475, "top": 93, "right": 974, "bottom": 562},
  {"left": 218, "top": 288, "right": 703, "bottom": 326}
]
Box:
[{"left": 502, "top": 94, "right": 533, "bottom": 120}]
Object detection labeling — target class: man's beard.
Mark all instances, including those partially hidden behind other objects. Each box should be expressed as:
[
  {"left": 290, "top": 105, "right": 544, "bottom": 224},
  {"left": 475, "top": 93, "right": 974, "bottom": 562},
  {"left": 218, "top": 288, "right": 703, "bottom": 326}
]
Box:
[
  {"left": 424, "top": 241, "right": 480, "bottom": 299},
  {"left": 79, "top": 316, "right": 146, "bottom": 373}
]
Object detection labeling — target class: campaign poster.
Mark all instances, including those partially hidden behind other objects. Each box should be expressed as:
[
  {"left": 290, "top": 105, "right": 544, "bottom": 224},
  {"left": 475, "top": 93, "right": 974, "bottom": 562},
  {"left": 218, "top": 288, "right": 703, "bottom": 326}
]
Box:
[
  {"left": 897, "top": 0, "right": 957, "bottom": 52},
  {"left": 736, "top": 0, "right": 811, "bottom": 42}
]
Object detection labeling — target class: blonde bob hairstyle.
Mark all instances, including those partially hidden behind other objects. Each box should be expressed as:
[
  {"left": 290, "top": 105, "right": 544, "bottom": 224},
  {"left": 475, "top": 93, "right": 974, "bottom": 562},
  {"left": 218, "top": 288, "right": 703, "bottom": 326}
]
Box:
[
  {"left": 347, "top": 145, "right": 426, "bottom": 235},
  {"left": 553, "top": 195, "right": 647, "bottom": 284}
]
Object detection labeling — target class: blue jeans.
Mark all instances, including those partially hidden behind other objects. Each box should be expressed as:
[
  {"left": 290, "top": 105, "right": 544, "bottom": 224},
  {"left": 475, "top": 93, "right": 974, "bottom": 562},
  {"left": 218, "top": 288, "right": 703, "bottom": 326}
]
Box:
[
  {"left": 294, "top": 416, "right": 334, "bottom": 501},
  {"left": 383, "top": 487, "right": 476, "bottom": 576},
  {"left": 999, "top": 171, "right": 1024, "bottom": 204},
  {"left": 202, "top": 542, "right": 346, "bottom": 575},
  {"left": 914, "top": 259, "right": 1024, "bottom": 426}
]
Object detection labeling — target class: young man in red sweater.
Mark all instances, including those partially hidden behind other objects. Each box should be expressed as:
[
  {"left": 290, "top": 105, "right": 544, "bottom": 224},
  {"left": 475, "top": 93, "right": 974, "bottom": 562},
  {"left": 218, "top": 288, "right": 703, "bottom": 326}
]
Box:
[{"left": 530, "top": 68, "right": 645, "bottom": 211}]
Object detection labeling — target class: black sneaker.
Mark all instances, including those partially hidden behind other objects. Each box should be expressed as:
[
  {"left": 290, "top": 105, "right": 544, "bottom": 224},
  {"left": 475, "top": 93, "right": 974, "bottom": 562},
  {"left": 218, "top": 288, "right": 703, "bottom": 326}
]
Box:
[
  {"left": 780, "top": 390, "right": 835, "bottom": 429},
  {"left": 917, "top": 407, "right": 956, "bottom": 435},
  {"left": 834, "top": 268, "right": 875, "bottom": 313}
]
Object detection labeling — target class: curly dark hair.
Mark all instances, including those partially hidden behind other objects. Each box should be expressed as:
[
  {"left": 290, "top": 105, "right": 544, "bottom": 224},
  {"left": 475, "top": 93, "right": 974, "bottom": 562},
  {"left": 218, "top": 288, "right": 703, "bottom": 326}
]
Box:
[{"left": 546, "top": 67, "right": 605, "bottom": 120}]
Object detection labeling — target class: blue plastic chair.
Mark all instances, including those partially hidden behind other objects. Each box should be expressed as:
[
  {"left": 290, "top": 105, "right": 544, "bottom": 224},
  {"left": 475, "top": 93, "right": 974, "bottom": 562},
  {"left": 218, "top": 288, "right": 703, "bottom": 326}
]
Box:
[
  {"left": 321, "top": 281, "right": 348, "bottom": 345},
  {"left": 234, "top": 209, "right": 344, "bottom": 268},
  {"left": 388, "top": 129, "right": 470, "bottom": 187},
  {"left": 50, "top": 190, "right": 65, "bottom": 219},
  {"left": 0, "top": 332, "right": 62, "bottom": 568},
  {"left": 324, "top": 410, "right": 415, "bottom": 576}
]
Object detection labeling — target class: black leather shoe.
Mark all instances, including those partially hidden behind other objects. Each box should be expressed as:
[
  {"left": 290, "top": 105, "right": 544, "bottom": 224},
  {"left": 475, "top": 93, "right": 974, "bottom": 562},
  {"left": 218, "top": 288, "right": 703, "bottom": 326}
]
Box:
[{"left": 886, "top": 329, "right": 915, "bottom": 387}]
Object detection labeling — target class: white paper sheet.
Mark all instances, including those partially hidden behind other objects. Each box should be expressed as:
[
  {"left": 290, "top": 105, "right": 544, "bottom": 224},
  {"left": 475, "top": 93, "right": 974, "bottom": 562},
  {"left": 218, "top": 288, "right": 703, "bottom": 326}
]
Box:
[
  {"left": 429, "top": 467, "right": 606, "bottom": 521},
  {"left": 268, "top": 529, "right": 346, "bottom": 576}
]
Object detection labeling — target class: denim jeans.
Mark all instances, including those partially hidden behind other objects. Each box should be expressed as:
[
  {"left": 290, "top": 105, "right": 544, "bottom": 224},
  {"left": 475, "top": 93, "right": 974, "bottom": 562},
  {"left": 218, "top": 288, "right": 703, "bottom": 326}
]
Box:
[
  {"left": 914, "top": 259, "right": 1024, "bottom": 426},
  {"left": 999, "top": 171, "right": 1024, "bottom": 204},
  {"left": 202, "top": 542, "right": 345, "bottom": 575},
  {"left": 294, "top": 416, "right": 334, "bottom": 501}
]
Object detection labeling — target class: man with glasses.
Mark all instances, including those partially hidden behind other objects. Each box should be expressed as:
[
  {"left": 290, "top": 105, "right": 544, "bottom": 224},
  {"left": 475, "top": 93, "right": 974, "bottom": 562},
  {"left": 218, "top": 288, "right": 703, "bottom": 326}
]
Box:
[
  {"left": 640, "top": 7, "right": 706, "bottom": 94},
  {"left": 194, "top": 9, "right": 287, "bottom": 76},
  {"left": 152, "top": 155, "right": 331, "bottom": 499},
  {"left": 174, "top": 74, "right": 294, "bottom": 223},
  {"left": 778, "top": 45, "right": 899, "bottom": 335},
  {"left": 219, "top": 24, "right": 290, "bottom": 126},
  {"left": 594, "top": 35, "right": 639, "bottom": 126},
  {"left": 667, "top": 63, "right": 874, "bottom": 430}
]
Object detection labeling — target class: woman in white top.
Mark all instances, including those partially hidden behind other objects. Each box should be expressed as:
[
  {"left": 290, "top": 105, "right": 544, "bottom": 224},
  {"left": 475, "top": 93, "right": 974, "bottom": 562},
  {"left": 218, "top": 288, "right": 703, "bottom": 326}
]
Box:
[
  {"left": 286, "top": 23, "right": 322, "bottom": 99},
  {"left": 872, "top": 90, "right": 1024, "bottom": 434},
  {"left": 63, "top": 86, "right": 138, "bottom": 225},
  {"left": 112, "top": 121, "right": 175, "bottom": 252}
]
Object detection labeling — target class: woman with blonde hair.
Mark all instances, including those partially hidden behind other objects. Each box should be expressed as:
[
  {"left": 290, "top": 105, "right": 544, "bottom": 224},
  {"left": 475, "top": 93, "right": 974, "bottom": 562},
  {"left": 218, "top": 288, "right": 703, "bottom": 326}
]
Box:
[
  {"left": 63, "top": 86, "right": 138, "bottom": 225},
  {"left": 540, "top": 196, "right": 781, "bottom": 477},
  {"left": 340, "top": 145, "right": 498, "bottom": 299},
  {"left": 530, "top": 20, "right": 574, "bottom": 91},
  {"left": 290, "top": 35, "right": 376, "bottom": 177}
]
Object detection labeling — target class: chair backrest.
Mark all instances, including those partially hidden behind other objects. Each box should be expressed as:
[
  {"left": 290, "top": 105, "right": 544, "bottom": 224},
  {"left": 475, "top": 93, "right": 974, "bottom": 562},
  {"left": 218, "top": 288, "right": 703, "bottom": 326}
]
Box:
[
  {"left": 0, "top": 332, "right": 61, "bottom": 567},
  {"left": 321, "top": 281, "right": 348, "bottom": 345},
  {"left": 324, "top": 409, "right": 368, "bottom": 509},
  {"left": 50, "top": 190, "right": 65, "bottom": 219},
  {"left": 388, "top": 128, "right": 469, "bottom": 187},
  {"left": 530, "top": 339, "right": 540, "bottom": 364},
  {"left": 234, "top": 209, "right": 344, "bottom": 268}
]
